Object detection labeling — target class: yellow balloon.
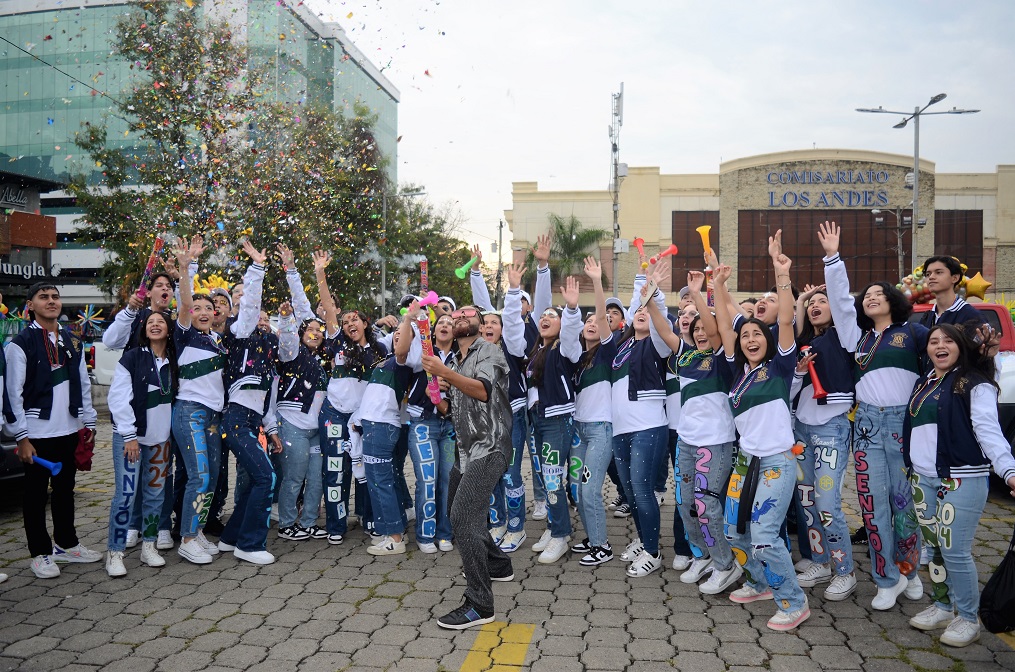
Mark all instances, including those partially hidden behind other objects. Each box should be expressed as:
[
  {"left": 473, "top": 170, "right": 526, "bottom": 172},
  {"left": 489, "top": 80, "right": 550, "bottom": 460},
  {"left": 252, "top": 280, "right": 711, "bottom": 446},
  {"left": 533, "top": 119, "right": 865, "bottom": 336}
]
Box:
[{"left": 965, "top": 272, "right": 992, "bottom": 301}]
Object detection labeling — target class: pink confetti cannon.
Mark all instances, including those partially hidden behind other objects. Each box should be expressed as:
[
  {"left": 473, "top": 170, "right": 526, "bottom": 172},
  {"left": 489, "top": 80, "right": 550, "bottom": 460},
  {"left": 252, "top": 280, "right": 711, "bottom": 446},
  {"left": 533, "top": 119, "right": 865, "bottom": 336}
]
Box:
[{"left": 136, "top": 234, "right": 165, "bottom": 300}]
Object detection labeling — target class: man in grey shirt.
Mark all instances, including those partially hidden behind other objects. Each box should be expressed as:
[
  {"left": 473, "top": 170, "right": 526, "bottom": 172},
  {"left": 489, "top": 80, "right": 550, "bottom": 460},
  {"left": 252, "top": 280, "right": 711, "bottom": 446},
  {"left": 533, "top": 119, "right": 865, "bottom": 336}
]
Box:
[{"left": 422, "top": 304, "right": 514, "bottom": 630}]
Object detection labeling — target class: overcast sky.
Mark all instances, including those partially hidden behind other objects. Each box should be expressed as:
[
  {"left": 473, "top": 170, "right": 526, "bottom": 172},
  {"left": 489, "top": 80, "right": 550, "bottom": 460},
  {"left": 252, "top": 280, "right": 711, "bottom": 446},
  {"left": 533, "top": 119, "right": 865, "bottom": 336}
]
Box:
[{"left": 307, "top": 0, "right": 1015, "bottom": 254}]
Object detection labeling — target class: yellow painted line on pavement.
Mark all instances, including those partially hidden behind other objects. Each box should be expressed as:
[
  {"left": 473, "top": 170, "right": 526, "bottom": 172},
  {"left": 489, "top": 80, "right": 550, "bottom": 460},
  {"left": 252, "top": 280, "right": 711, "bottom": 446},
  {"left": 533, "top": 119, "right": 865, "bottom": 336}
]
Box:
[
  {"left": 460, "top": 622, "right": 536, "bottom": 672},
  {"left": 999, "top": 631, "right": 1015, "bottom": 651},
  {"left": 74, "top": 487, "right": 111, "bottom": 493}
]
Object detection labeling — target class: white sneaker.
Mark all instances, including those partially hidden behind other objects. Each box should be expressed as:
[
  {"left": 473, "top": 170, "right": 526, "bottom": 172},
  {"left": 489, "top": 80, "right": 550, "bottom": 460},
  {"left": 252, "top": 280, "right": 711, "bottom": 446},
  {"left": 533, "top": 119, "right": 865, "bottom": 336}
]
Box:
[
  {"left": 939, "top": 617, "right": 981, "bottom": 647},
  {"left": 52, "top": 543, "right": 102, "bottom": 563},
  {"left": 405, "top": 507, "right": 416, "bottom": 522},
  {"left": 909, "top": 604, "right": 955, "bottom": 631},
  {"left": 871, "top": 575, "right": 908, "bottom": 610},
  {"left": 125, "top": 530, "right": 140, "bottom": 549},
  {"left": 794, "top": 558, "right": 816, "bottom": 573},
  {"left": 656, "top": 492, "right": 665, "bottom": 507},
  {"left": 671, "top": 554, "right": 692, "bottom": 571},
  {"left": 730, "top": 584, "right": 774, "bottom": 603},
  {"left": 499, "top": 531, "right": 527, "bottom": 553},
  {"left": 195, "top": 531, "right": 220, "bottom": 556},
  {"left": 270, "top": 504, "right": 279, "bottom": 523},
  {"left": 490, "top": 525, "right": 508, "bottom": 545},
  {"left": 178, "top": 539, "right": 213, "bottom": 565},
  {"left": 105, "top": 551, "right": 126, "bottom": 577},
  {"left": 620, "top": 539, "right": 644, "bottom": 562},
  {"left": 626, "top": 551, "right": 662, "bottom": 577},
  {"left": 417, "top": 541, "right": 438, "bottom": 554},
  {"left": 823, "top": 573, "right": 857, "bottom": 601},
  {"left": 538, "top": 536, "right": 570, "bottom": 564},
  {"left": 31, "top": 555, "right": 60, "bottom": 578},
  {"left": 156, "top": 530, "right": 174, "bottom": 551},
  {"left": 700, "top": 563, "right": 743, "bottom": 595},
  {"left": 438, "top": 539, "right": 454, "bottom": 552},
  {"left": 367, "top": 536, "right": 406, "bottom": 556},
  {"left": 796, "top": 562, "right": 832, "bottom": 588},
  {"left": 767, "top": 606, "right": 811, "bottom": 631},
  {"left": 234, "top": 549, "right": 276, "bottom": 565},
  {"left": 217, "top": 540, "right": 236, "bottom": 552},
  {"left": 0, "top": 573, "right": 7, "bottom": 584},
  {"left": 140, "top": 541, "right": 165, "bottom": 568},
  {"left": 532, "top": 501, "right": 548, "bottom": 520},
  {"left": 904, "top": 574, "right": 924, "bottom": 600},
  {"left": 531, "top": 530, "right": 553, "bottom": 552},
  {"left": 680, "top": 557, "right": 714, "bottom": 584}
]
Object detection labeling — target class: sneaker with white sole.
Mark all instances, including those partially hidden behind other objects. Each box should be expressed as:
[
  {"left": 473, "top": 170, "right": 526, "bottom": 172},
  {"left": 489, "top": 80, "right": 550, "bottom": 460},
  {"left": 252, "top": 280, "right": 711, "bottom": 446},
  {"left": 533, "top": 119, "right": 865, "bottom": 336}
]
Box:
[
  {"left": 499, "top": 531, "right": 527, "bottom": 553},
  {"left": 699, "top": 563, "right": 743, "bottom": 595},
  {"left": 278, "top": 525, "right": 310, "bottom": 541},
  {"left": 909, "top": 604, "right": 955, "bottom": 631},
  {"left": 904, "top": 574, "right": 924, "bottom": 600},
  {"left": 234, "top": 549, "right": 276, "bottom": 565},
  {"left": 490, "top": 525, "right": 508, "bottom": 545},
  {"left": 680, "top": 557, "right": 714, "bottom": 584},
  {"left": 626, "top": 551, "right": 662, "bottom": 577},
  {"left": 156, "top": 530, "right": 174, "bottom": 551},
  {"left": 436, "top": 600, "right": 495, "bottom": 630},
  {"left": 531, "top": 501, "right": 548, "bottom": 520},
  {"left": 767, "top": 606, "right": 811, "bottom": 631},
  {"left": 405, "top": 507, "right": 416, "bottom": 522},
  {"left": 531, "top": 530, "right": 553, "bottom": 552},
  {"left": 939, "top": 616, "right": 980, "bottom": 647},
  {"left": 303, "top": 525, "right": 328, "bottom": 540},
  {"left": 620, "top": 539, "right": 644, "bottom": 562},
  {"left": 730, "top": 584, "right": 774, "bottom": 603},
  {"left": 538, "top": 536, "right": 570, "bottom": 564},
  {"left": 796, "top": 561, "right": 832, "bottom": 588},
  {"left": 823, "top": 573, "right": 857, "bottom": 601},
  {"left": 794, "top": 558, "right": 816, "bottom": 573},
  {"left": 607, "top": 495, "right": 623, "bottom": 510},
  {"left": 30, "top": 555, "right": 60, "bottom": 579},
  {"left": 178, "top": 539, "right": 213, "bottom": 565},
  {"left": 105, "top": 551, "right": 127, "bottom": 577},
  {"left": 438, "top": 539, "right": 454, "bottom": 552},
  {"left": 328, "top": 534, "right": 344, "bottom": 545},
  {"left": 140, "top": 542, "right": 165, "bottom": 568},
  {"left": 417, "top": 541, "right": 438, "bottom": 554},
  {"left": 580, "top": 545, "right": 614, "bottom": 566},
  {"left": 217, "top": 540, "right": 236, "bottom": 552},
  {"left": 125, "top": 529, "right": 140, "bottom": 549},
  {"left": 367, "top": 536, "right": 406, "bottom": 556},
  {"left": 52, "top": 543, "right": 102, "bottom": 563},
  {"left": 671, "top": 554, "right": 692, "bottom": 571},
  {"left": 571, "top": 538, "right": 591, "bottom": 553},
  {"left": 613, "top": 503, "right": 632, "bottom": 518},
  {"left": 196, "top": 531, "right": 219, "bottom": 556},
  {"left": 270, "top": 504, "right": 279, "bottom": 523},
  {"left": 871, "top": 575, "right": 908, "bottom": 610},
  {"left": 656, "top": 492, "right": 665, "bottom": 507}
]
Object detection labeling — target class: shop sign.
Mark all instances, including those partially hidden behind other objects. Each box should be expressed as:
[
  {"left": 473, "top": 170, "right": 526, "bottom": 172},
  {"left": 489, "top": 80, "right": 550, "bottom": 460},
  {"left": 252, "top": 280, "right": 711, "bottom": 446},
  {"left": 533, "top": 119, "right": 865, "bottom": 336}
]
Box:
[
  {"left": 766, "top": 169, "right": 891, "bottom": 208},
  {"left": 0, "top": 187, "right": 29, "bottom": 208}
]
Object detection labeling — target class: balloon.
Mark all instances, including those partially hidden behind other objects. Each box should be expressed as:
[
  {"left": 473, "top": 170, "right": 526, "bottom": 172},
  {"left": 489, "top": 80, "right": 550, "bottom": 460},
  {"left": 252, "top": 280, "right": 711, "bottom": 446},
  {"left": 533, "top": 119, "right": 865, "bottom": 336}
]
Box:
[{"left": 965, "top": 272, "right": 992, "bottom": 301}]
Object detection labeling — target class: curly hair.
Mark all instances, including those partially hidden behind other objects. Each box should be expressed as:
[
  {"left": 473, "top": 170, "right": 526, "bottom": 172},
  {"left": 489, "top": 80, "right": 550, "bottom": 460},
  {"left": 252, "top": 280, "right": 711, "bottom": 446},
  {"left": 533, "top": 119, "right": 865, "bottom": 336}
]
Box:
[{"left": 855, "top": 282, "right": 912, "bottom": 331}]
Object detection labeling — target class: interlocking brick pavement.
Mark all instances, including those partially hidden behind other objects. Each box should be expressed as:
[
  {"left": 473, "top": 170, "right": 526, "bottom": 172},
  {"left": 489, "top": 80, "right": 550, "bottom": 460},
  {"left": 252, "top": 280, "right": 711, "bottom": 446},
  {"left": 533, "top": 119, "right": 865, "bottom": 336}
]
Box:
[{"left": 0, "top": 420, "right": 1013, "bottom": 671}]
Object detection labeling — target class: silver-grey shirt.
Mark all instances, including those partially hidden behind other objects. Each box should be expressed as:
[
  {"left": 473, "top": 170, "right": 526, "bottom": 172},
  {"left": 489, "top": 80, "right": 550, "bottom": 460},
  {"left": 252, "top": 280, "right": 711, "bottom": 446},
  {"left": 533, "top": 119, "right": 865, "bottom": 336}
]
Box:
[{"left": 449, "top": 337, "right": 512, "bottom": 470}]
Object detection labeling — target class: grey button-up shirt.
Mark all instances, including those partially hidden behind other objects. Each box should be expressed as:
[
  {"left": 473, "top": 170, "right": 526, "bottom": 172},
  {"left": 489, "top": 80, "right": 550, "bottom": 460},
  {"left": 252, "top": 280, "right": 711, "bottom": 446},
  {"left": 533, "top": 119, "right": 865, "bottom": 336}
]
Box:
[{"left": 449, "top": 337, "right": 513, "bottom": 471}]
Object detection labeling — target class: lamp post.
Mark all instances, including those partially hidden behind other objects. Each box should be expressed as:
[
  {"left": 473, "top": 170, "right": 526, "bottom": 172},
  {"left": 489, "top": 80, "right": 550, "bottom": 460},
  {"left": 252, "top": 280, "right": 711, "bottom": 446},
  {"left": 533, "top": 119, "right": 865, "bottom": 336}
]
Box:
[
  {"left": 856, "top": 93, "right": 979, "bottom": 268},
  {"left": 872, "top": 206, "right": 911, "bottom": 280},
  {"left": 380, "top": 189, "right": 426, "bottom": 315}
]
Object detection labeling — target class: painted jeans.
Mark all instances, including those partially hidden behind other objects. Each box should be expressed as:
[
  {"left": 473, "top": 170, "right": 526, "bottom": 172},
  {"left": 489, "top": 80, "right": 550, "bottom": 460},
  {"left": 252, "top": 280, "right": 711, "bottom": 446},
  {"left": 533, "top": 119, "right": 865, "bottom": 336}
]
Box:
[
  {"left": 277, "top": 417, "right": 324, "bottom": 530},
  {"left": 490, "top": 407, "right": 528, "bottom": 533},
  {"left": 676, "top": 437, "right": 735, "bottom": 571},
  {"left": 319, "top": 401, "right": 358, "bottom": 536},
  {"left": 220, "top": 404, "right": 276, "bottom": 552},
  {"left": 572, "top": 421, "right": 613, "bottom": 548},
  {"left": 529, "top": 412, "right": 574, "bottom": 539},
  {"left": 362, "top": 420, "right": 407, "bottom": 537},
  {"left": 668, "top": 431, "right": 694, "bottom": 558},
  {"left": 171, "top": 400, "right": 222, "bottom": 538},
  {"left": 108, "top": 432, "right": 169, "bottom": 552},
  {"left": 128, "top": 435, "right": 174, "bottom": 535},
  {"left": 408, "top": 417, "right": 456, "bottom": 544},
  {"left": 613, "top": 426, "right": 668, "bottom": 555}
]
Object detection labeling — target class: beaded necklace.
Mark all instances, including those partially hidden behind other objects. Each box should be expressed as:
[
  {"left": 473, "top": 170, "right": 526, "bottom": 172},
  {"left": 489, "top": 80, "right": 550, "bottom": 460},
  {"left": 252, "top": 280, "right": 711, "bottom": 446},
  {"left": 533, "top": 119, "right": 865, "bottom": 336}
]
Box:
[
  {"left": 855, "top": 329, "right": 885, "bottom": 370},
  {"left": 43, "top": 328, "right": 65, "bottom": 368},
  {"left": 909, "top": 372, "right": 947, "bottom": 417},
  {"left": 677, "top": 347, "right": 713, "bottom": 368},
  {"left": 152, "top": 350, "right": 172, "bottom": 397},
  {"left": 729, "top": 364, "right": 764, "bottom": 409},
  {"left": 612, "top": 337, "right": 635, "bottom": 370}
]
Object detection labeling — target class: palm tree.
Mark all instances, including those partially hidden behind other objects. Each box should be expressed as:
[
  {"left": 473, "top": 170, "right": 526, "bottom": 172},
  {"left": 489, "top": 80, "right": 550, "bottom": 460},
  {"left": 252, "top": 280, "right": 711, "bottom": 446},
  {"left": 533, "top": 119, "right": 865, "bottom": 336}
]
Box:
[{"left": 525, "top": 213, "right": 610, "bottom": 289}]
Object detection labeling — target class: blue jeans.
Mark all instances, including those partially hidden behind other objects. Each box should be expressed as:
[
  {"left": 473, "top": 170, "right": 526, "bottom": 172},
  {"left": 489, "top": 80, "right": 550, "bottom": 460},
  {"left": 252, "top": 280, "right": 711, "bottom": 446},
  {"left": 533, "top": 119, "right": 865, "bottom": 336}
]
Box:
[
  {"left": 318, "top": 401, "right": 356, "bottom": 535},
  {"left": 725, "top": 450, "right": 807, "bottom": 613},
  {"left": 408, "top": 417, "right": 455, "bottom": 543},
  {"left": 362, "top": 420, "right": 407, "bottom": 536},
  {"left": 491, "top": 407, "right": 527, "bottom": 533},
  {"left": 221, "top": 404, "right": 275, "bottom": 552},
  {"left": 528, "top": 420, "right": 546, "bottom": 504},
  {"left": 854, "top": 402, "right": 919, "bottom": 588},
  {"left": 669, "top": 432, "right": 693, "bottom": 558},
  {"left": 573, "top": 421, "right": 613, "bottom": 548},
  {"left": 277, "top": 417, "right": 323, "bottom": 529},
  {"left": 612, "top": 425, "right": 668, "bottom": 555},
  {"left": 796, "top": 416, "right": 854, "bottom": 576},
  {"left": 677, "top": 437, "right": 735, "bottom": 570},
  {"left": 128, "top": 434, "right": 174, "bottom": 535},
  {"left": 529, "top": 412, "right": 574, "bottom": 539},
  {"left": 911, "top": 473, "right": 988, "bottom": 622},
  {"left": 236, "top": 451, "right": 284, "bottom": 505},
  {"left": 654, "top": 437, "right": 675, "bottom": 494},
  {"left": 172, "top": 400, "right": 222, "bottom": 537},
  {"left": 394, "top": 425, "right": 413, "bottom": 513},
  {"left": 108, "top": 432, "right": 169, "bottom": 551}
]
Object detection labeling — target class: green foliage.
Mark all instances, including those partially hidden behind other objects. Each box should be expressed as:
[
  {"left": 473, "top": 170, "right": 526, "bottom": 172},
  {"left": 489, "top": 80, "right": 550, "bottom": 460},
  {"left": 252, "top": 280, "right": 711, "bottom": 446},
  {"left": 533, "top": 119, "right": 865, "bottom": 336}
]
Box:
[{"left": 524, "top": 213, "right": 610, "bottom": 289}]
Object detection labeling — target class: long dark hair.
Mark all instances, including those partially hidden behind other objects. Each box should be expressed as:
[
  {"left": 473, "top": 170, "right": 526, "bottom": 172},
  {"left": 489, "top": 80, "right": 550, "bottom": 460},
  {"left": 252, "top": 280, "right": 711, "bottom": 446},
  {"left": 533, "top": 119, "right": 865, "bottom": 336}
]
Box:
[
  {"left": 797, "top": 289, "right": 830, "bottom": 347},
  {"left": 138, "top": 311, "right": 179, "bottom": 396},
  {"left": 733, "top": 317, "right": 776, "bottom": 371},
  {"left": 339, "top": 309, "right": 382, "bottom": 377},
  {"left": 855, "top": 282, "right": 912, "bottom": 331},
  {"left": 927, "top": 323, "right": 997, "bottom": 392},
  {"left": 527, "top": 338, "right": 558, "bottom": 388}
]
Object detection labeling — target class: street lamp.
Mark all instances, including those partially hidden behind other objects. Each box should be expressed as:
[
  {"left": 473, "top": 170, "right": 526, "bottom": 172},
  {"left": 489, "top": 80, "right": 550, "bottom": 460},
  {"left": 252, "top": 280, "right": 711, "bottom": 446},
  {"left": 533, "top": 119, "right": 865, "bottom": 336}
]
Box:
[
  {"left": 380, "top": 189, "right": 426, "bottom": 315},
  {"left": 872, "top": 206, "right": 912, "bottom": 280},
  {"left": 856, "top": 93, "right": 979, "bottom": 269}
]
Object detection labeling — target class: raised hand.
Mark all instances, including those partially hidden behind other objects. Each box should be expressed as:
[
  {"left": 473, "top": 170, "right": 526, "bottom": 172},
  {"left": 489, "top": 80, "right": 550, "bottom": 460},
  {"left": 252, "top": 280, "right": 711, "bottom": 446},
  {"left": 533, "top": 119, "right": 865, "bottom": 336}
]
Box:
[
  {"left": 583, "top": 255, "right": 602, "bottom": 282},
  {"left": 402, "top": 299, "right": 421, "bottom": 322},
  {"left": 713, "top": 264, "right": 732, "bottom": 285},
  {"left": 172, "top": 237, "right": 191, "bottom": 264},
  {"left": 768, "top": 229, "right": 783, "bottom": 259},
  {"left": 801, "top": 283, "right": 826, "bottom": 302},
  {"left": 241, "top": 238, "right": 267, "bottom": 265},
  {"left": 507, "top": 262, "right": 526, "bottom": 289},
  {"left": 561, "top": 276, "right": 580, "bottom": 309},
  {"left": 796, "top": 349, "right": 817, "bottom": 375},
  {"left": 278, "top": 300, "right": 293, "bottom": 317},
  {"left": 277, "top": 244, "right": 296, "bottom": 271},
  {"left": 687, "top": 270, "right": 705, "bottom": 294},
  {"left": 313, "top": 249, "right": 331, "bottom": 272},
  {"left": 162, "top": 255, "right": 180, "bottom": 280},
  {"left": 649, "top": 259, "right": 671, "bottom": 288},
  {"left": 773, "top": 252, "right": 793, "bottom": 277},
  {"left": 818, "top": 221, "right": 840, "bottom": 257},
  {"left": 188, "top": 234, "right": 205, "bottom": 259},
  {"left": 471, "top": 243, "right": 483, "bottom": 267},
  {"left": 534, "top": 234, "right": 551, "bottom": 266},
  {"left": 705, "top": 249, "right": 719, "bottom": 270}
]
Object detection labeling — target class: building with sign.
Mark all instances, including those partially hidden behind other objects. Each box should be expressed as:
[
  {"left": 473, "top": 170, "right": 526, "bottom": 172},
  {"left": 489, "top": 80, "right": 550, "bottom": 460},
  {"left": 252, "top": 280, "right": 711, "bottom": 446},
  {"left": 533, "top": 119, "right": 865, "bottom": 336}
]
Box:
[
  {"left": 507, "top": 149, "right": 1012, "bottom": 301},
  {"left": 0, "top": 171, "right": 60, "bottom": 307}
]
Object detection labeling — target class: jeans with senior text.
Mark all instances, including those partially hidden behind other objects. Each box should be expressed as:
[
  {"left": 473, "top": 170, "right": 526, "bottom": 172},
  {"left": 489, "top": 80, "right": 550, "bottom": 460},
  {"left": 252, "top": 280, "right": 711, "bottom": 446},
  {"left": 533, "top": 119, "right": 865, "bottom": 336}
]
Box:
[
  {"left": 530, "top": 412, "right": 574, "bottom": 539},
  {"left": 409, "top": 417, "right": 456, "bottom": 544},
  {"left": 108, "top": 433, "right": 169, "bottom": 551},
  {"left": 613, "top": 426, "right": 668, "bottom": 555},
  {"left": 795, "top": 415, "right": 854, "bottom": 576},
  {"left": 362, "top": 420, "right": 407, "bottom": 537},
  {"left": 676, "top": 436, "right": 735, "bottom": 570},
  {"left": 853, "top": 402, "right": 919, "bottom": 588},
  {"left": 725, "top": 450, "right": 807, "bottom": 614},
  {"left": 172, "top": 400, "right": 222, "bottom": 538},
  {"left": 573, "top": 421, "right": 613, "bottom": 548},
  {"left": 278, "top": 417, "right": 324, "bottom": 530},
  {"left": 220, "top": 404, "right": 276, "bottom": 552},
  {"left": 491, "top": 407, "right": 527, "bottom": 533},
  {"left": 911, "top": 473, "right": 988, "bottom": 623},
  {"left": 319, "top": 401, "right": 356, "bottom": 535}
]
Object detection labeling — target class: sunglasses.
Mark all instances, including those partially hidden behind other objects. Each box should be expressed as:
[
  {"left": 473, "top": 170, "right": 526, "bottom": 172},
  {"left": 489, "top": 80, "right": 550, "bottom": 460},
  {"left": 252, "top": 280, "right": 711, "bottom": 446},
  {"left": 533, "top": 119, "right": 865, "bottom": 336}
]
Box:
[
  {"left": 451, "top": 308, "right": 479, "bottom": 319},
  {"left": 541, "top": 309, "right": 561, "bottom": 318}
]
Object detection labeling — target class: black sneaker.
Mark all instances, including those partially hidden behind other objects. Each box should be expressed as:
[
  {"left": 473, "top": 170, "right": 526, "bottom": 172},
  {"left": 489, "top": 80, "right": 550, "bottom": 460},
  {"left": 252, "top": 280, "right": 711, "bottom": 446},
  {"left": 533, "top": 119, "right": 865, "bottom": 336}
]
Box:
[
  {"left": 303, "top": 525, "right": 328, "bottom": 540},
  {"left": 437, "top": 600, "right": 495, "bottom": 630},
  {"left": 571, "top": 538, "right": 592, "bottom": 553},
  {"left": 327, "top": 534, "right": 344, "bottom": 546},
  {"left": 613, "top": 503, "right": 632, "bottom": 518},
  {"left": 278, "top": 525, "right": 310, "bottom": 541},
  {"left": 203, "top": 517, "right": 225, "bottom": 537},
  {"left": 850, "top": 527, "right": 869, "bottom": 546},
  {"left": 607, "top": 495, "right": 623, "bottom": 510},
  {"left": 461, "top": 569, "right": 514, "bottom": 582},
  {"left": 579, "top": 545, "right": 614, "bottom": 567}
]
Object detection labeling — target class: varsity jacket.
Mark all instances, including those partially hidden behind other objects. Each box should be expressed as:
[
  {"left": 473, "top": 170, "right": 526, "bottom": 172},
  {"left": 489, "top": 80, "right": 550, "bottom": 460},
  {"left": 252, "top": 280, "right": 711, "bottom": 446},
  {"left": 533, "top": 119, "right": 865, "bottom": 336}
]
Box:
[
  {"left": 107, "top": 346, "right": 173, "bottom": 444},
  {"left": 223, "top": 263, "right": 275, "bottom": 416},
  {"left": 526, "top": 306, "right": 583, "bottom": 418}
]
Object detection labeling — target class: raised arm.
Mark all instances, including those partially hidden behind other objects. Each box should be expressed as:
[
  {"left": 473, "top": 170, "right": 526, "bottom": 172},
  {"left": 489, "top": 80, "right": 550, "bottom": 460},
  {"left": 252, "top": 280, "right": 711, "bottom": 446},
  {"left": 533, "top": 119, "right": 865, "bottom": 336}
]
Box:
[
  {"left": 469, "top": 244, "right": 495, "bottom": 311},
  {"left": 713, "top": 263, "right": 737, "bottom": 356},
  {"left": 818, "top": 221, "right": 861, "bottom": 351},
  {"left": 769, "top": 230, "right": 796, "bottom": 353},
  {"left": 687, "top": 270, "right": 721, "bottom": 350},
  {"left": 312, "top": 250, "right": 341, "bottom": 337},
  {"left": 532, "top": 234, "right": 552, "bottom": 318},
  {"left": 102, "top": 297, "right": 140, "bottom": 350},
  {"left": 279, "top": 244, "right": 315, "bottom": 323},
  {"left": 393, "top": 301, "right": 419, "bottom": 365},
  {"left": 644, "top": 262, "right": 677, "bottom": 357},
  {"left": 795, "top": 284, "right": 826, "bottom": 337},
  {"left": 558, "top": 276, "right": 583, "bottom": 363},
  {"left": 230, "top": 239, "right": 267, "bottom": 339},
  {"left": 584, "top": 256, "right": 611, "bottom": 343},
  {"left": 502, "top": 263, "right": 528, "bottom": 358},
  {"left": 173, "top": 236, "right": 202, "bottom": 330},
  {"left": 277, "top": 301, "right": 299, "bottom": 362}
]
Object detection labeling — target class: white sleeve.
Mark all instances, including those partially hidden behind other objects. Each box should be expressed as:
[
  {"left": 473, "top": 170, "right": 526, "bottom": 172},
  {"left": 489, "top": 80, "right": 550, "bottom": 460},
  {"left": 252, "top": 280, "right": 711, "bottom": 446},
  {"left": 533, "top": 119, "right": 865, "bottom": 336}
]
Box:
[
  {"left": 278, "top": 312, "right": 299, "bottom": 363},
  {"left": 108, "top": 363, "right": 137, "bottom": 441},
  {"left": 823, "top": 254, "right": 861, "bottom": 352},
  {"left": 559, "top": 306, "right": 583, "bottom": 363},
  {"left": 502, "top": 288, "right": 527, "bottom": 358},
  {"left": 286, "top": 269, "right": 315, "bottom": 323},
  {"left": 627, "top": 274, "right": 647, "bottom": 323},
  {"left": 647, "top": 289, "right": 672, "bottom": 358},
  {"left": 5, "top": 342, "right": 28, "bottom": 441},
  {"left": 970, "top": 384, "right": 1015, "bottom": 482},
  {"left": 790, "top": 371, "right": 805, "bottom": 404},
  {"left": 262, "top": 376, "right": 279, "bottom": 436},
  {"left": 401, "top": 322, "right": 423, "bottom": 368},
  {"left": 78, "top": 346, "right": 96, "bottom": 430},
  {"left": 533, "top": 265, "right": 552, "bottom": 318},
  {"left": 102, "top": 307, "right": 136, "bottom": 350},
  {"left": 471, "top": 270, "right": 495, "bottom": 311},
  {"left": 230, "top": 262, "right": 265, "bottom": 339},
  {"left": 376, "top": 331, "right": 394, "bottom": 352},
  {"left": 176, "top": 260, "right": 199, "bottom": 306}
]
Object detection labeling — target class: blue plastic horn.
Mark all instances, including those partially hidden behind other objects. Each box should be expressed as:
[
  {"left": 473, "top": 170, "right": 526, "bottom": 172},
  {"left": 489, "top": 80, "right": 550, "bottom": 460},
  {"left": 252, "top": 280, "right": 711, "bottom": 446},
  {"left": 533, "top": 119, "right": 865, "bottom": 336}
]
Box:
[{"left": 33, "top": 457, "right": 62, "bottom": 476}]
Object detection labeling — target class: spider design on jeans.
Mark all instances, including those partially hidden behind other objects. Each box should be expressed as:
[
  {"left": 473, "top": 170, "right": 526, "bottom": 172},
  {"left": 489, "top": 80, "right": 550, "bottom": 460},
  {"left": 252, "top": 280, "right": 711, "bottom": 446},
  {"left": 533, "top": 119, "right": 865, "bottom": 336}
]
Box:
[{"left": 853, "top": 418, "right": 879, "bottom": 451}]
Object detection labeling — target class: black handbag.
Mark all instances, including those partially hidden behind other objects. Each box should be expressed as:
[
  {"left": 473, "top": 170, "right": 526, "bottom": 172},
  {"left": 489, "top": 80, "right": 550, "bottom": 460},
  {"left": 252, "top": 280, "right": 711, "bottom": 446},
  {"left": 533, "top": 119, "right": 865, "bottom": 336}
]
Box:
[{"left": 980, "top": 522, "right": 1015, "bottom": 633}]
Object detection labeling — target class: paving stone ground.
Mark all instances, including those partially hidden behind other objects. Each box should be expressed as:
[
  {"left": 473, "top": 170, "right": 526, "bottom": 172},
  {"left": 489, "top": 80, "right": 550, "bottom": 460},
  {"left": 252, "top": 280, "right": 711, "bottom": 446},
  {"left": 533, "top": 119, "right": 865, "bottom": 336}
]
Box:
[{"left": 1, "top": 418, "right": 1014, "bottom": 671}]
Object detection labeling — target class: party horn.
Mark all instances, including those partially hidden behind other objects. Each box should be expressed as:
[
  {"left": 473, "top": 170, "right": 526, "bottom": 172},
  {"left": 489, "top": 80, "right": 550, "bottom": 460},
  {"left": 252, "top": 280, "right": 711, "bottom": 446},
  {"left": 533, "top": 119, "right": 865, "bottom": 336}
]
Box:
[
  {"left": 418, "top": 291, "right": 439, "bottom": 307},
  {"left": 420, "top": 259, "right": 429, "bottom": 294},
  {"left": 135, "top": 234, "right": 166, "bottom": 300},
  {"left": 33, "top": 456, "right": 62, "bottom": 476},
  {"left": 454, "top": 257, "right": 478, "bottom": 279},
  {"left": 414, "top": 294, "right": 442, "bottom": 405},
  {"left": 696, "top": 225, "right": 712, "bottom": 256},
  {"left": 697, "top": 225, "right": 715, "bottom": 307},
  {"left": 649, "top": 244, "right": 678, "bottom": 265},
  {"left": 632, "top": 237, "right": 645, "bottom": 255},
  {"left": 800, "top": 345, "right": 828, "bottom": 403}
]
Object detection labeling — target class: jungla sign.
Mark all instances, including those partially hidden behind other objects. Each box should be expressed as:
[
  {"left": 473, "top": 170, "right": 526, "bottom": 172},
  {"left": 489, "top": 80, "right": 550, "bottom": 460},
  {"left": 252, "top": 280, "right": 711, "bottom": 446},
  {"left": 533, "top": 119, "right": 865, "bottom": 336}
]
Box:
[
  {"left": 766, "top": 169, "right": 891, "bottom": 208},
  {"left": 0, "top": 261, "right": 57, "bottom": 280}
]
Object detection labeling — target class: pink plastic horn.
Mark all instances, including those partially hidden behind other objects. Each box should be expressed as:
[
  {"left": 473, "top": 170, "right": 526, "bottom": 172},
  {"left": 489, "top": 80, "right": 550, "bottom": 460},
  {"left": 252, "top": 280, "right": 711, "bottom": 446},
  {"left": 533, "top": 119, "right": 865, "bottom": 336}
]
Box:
[
  {"left": 418, "top": 291, "right": 439, "bottom": 307},
  {"left": 632, "top": 237, "right": 645, "bottom": 255},
  {"left": 650, "top": 244, "right": 678, "bottom": 265}
]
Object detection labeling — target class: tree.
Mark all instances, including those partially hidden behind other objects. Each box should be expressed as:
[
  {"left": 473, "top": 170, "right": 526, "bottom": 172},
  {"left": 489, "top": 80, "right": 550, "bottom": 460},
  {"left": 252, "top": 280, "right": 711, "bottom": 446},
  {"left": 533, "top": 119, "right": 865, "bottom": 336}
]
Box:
[{"left": 524, "top": 213, "right": 610, "bottom": 288}]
